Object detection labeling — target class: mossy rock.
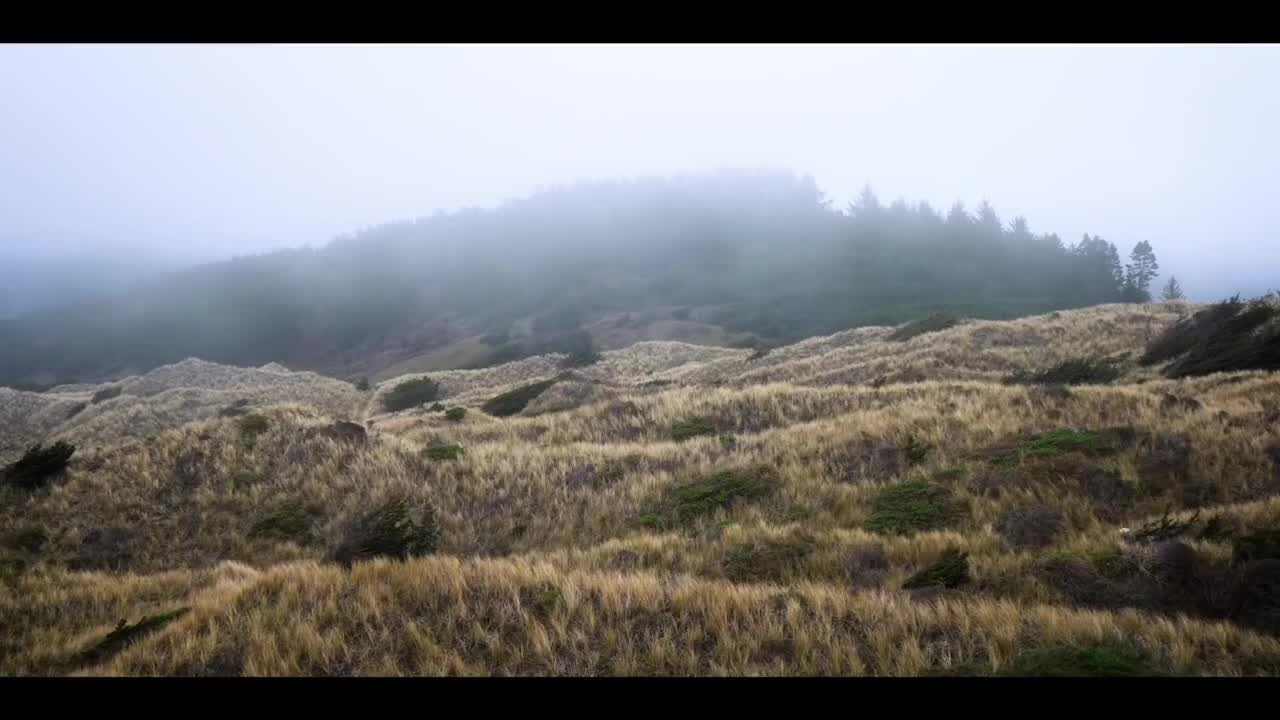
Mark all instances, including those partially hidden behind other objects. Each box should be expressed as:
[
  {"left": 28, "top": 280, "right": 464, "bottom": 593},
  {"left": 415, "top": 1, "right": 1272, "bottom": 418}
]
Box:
[{"left": 866, "top": 480, "right": 966, "bottom": 535}]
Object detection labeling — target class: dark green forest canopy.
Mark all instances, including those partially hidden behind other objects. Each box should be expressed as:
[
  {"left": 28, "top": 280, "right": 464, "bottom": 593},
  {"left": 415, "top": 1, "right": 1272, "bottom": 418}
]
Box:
[{"left": 0, "top": 171, "right": 1160, "bottom": 386}]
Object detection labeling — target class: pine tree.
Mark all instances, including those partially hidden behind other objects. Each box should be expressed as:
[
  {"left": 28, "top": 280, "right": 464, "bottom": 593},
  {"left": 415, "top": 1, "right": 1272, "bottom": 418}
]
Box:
[
  {"left": 1122, "top": 241, "right": 1160, "bottom": 302},
  {"left": 1160, "top": 275, "right": 1185, "bottom": 301}
]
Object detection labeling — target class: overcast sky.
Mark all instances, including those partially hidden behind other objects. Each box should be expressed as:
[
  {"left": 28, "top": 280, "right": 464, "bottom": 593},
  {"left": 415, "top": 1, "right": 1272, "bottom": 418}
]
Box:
[{"left": 2, "top": 43, "right": 1277, "bottom": 299}]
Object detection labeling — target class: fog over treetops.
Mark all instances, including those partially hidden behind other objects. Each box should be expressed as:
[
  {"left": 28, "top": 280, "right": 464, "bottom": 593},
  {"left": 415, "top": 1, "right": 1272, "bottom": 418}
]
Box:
[{"left": 1, "top": 44, "right": 1277, "bottom": 383}]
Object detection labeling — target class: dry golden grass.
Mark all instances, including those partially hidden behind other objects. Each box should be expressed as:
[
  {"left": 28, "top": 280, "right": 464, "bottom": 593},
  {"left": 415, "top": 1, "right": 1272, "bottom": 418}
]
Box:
[{"left": 5, "top": 300, "right": 1280, "bottom": 676}]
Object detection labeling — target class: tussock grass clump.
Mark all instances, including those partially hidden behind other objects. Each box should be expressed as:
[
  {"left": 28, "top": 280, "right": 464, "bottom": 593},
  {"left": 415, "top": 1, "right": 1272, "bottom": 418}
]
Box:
[
  {"left": 670, "top": 416, "right": 715, "bottom": 442},
  {"left": 638, "top": 464, "right": 780, "bottom": 530},
  {"left": 330, "top": 497, "right": 439, "bottom": 567},
  {"left": 1005, "top": 641, "right": 1157, "bottom": 677},
  {"left": 78, "top": 608, "right": 191, "bottom": 667},
  {"left": 3, "top": 441, "right": 75, "bottom": 490},
  {"left": 888, "top": 313, "right": 959, "bottom": 342},
  {"left": 444, "top": 407, "right": 467, "bottom": 422},
  {"left": 1141, "top": 294, "right": 1280, "bottom": 378},
  {"left": 423, "top": 443, "right": 465, "bottom": 462},
  {"left": 481, "top": 379, "right": 557, "bottom": 417},
  {"left": 382, "top": 377, "right": 442, "bottom": 413},
  {"left": 91, "top": 385, "right": 123, "bottom": 404},
  {"left": 902, "top": 548, "right": 970, "bottom": 590},
  {"left": 1004, "top": 356, "right": 1123, "bottom": 385},
  {"left": 866, "top": 480, "right": 966, "bottom": 535}
]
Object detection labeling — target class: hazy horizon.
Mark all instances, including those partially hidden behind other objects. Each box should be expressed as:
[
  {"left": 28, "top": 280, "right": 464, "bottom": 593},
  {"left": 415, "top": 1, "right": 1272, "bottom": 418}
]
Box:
[{"left": 3, "top": 43, "right": 1278, "bottom": 304}]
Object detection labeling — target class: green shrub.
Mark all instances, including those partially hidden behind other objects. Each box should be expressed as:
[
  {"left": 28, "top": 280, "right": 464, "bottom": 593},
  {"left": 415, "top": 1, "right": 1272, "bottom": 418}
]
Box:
[
  {"left": 1004, "top": 357, "right": 1123, "bottom": 385},
  {"left": 429, "top": 402, "right": 446, "bottom": 413},
  {"left": 330, "top": 497, "right": 439, "bottom": 566},
  {"left": 424, "top": 443, "right": 465, "bottom": 462},
  {"left": 382, "top": 377, "right": 442, "bottom": 413},
  {"left": 867, "top": 480, "right": 965, "bottom": 535},
  {"left": 78, "top": 608, "right": 191, "bottom": 666},
  {"left": 888, "top": 313, "right": 959, "bottom": 342},
  {"left": 722, "top": 539, "right": 814, "bottom": 583},
  {"left": 1019, "top": 428, "right": 1132, "bottom": 458},
  {"left": 902, "top": 548, "right": 970, "bottom": 589},
  {"left": 65, "top": 401, "right": 87, "bottom": 419},
  {"left": 638, "top": 464, "right": 780, "bottom": 530},
  {"left": 718, "top": 434, "right": 738, "bottom": 451},
  {"left": 1233, "top": 529, "right": 1280, "bottom": 565},
  {"left": 353, "top": 377, "right": 371, "bottom": 392},
  {"left": 249, "top": 502, "right": 319, "bottom": 542},
  {"left": 902, "top": 435, "right": 930, "bottom": 465},
  {"left": 3, "top": 441, "right": 76, "bottom": 490},
  {"left": 1141, "top": 295, "right": 1280, "bottom": 378},
  {"left": 7, "top": 526, "right": 48, "bottom": 553},
  {"left": 671, "top": 416, "right": 715, "bottom": 442},
  {"left": 1005, "top": 642, "right": 1157, "bottom": 677},
  {"left": 444, "top": 407, "right": 467, "bottom": 422},
  {"left": 91, "top": 385, "right": 123, "bottom": 404},
  {"left": 481, "top": 379, "right": 556, "bottom": 417},
  {"left": 237, "top": 414, "right": 269, "bottom": 447}
]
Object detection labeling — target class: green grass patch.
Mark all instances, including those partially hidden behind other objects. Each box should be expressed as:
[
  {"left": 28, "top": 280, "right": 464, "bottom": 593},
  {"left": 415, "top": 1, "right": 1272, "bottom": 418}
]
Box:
[
  {"left": 670, "top": 416, "right": 715, "bottom": 442},
  {"left": 989, "top": 428, "right": 1134, "bottom": 465},
  {"left": 866, "top": 480, "right": 966, "bottom": 535},
  {"left": 721, "top": 539, "right": 815, "bottom": 583},
  {"left": 481, "top": 379, "right": 557, "bottom": 417},
  {"left": 1004, "top": 641, "right": 1159, "bottom": 677},
  {"left": 382, "top": 377, "right": 443, "bottom": 413},
  {"left": 638, "top": 464, "right": 780, "bottom": 530},
  {"left": 424, "top": 443, "right": 465, "bottom": 462}
]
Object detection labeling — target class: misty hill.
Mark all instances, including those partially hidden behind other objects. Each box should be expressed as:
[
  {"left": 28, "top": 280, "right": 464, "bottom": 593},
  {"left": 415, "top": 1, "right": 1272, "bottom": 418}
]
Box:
[
  {"left": 6, "top": 300, "right": 1280, "bottom": 676},
  {"left": 0, "top": 170, "right": 1162, "bottom": 388}
]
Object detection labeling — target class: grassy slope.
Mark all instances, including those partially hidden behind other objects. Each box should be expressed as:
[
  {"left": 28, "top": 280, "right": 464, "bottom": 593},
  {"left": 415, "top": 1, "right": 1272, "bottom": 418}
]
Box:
[{"left": 5, "top": 299, "right": 1280, "bottom": 676}]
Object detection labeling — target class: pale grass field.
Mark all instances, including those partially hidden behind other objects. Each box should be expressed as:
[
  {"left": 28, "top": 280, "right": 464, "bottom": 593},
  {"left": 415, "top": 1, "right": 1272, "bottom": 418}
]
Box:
[{"left": 4, "top": 300, "right": 1280, "bottom": 676}]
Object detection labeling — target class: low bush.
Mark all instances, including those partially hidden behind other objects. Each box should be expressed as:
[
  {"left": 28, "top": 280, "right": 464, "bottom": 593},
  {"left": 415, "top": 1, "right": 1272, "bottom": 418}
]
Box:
[
  {"left": 888, "top": 313, "right": 959, "bottom": 342},
  {"left": 721, "top": 539, "right": 815, "bottom": 583},
  {"left": 867, "top": 480, "right": 966, "bottom": 535},
  {"left": 637, "top": 464, "right": 780, "bottom": 530},
  {"left": 481, "top": 379, "right": 557, "bottom": 417},
  {"left": 249, "top": 502, "right": 320, "bottom": 542},
  {"left": 91, "top": 385, "right": 123, "bottom": 404},
  {"left": 670, "top": 416, "right": 715, "bottom": 442},
  {"left": 902, "top": 548, "right": 970, "bottom": 589},
  {"left": 78, "top": 608, "right": 191, "bottom": 666},
  {"left": 237, "top": 414, "right": 269, "bottom": 447},
  {"left": 444, "top": 407, "right": 467, "bottom": 422},
  {"left": 1004, "top": 357, "right": 1123, "bottom": 385},
  {"left": 424, "top": 443, "right": 465, "bottom": 462},
  {"left": 65, "top": 401, "right": 87, "bottom": 419},
  {"left": 3, "top": 441, "right": 76, "bottom": 490},
  {"left": 1141, "top": 294, "right": 1280, "bottom": 378},
  {"left": 330, "top": 497, "right": 439, "bottom": 566},
  {"left": 382, "top": 377, "right": 442, "bottom": 412}
]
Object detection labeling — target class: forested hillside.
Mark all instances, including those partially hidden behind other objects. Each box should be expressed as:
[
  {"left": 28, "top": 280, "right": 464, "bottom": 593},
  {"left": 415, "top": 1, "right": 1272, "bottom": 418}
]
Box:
[{"left": 0, "top": 170, "right": 1162, "bottom": 387}]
